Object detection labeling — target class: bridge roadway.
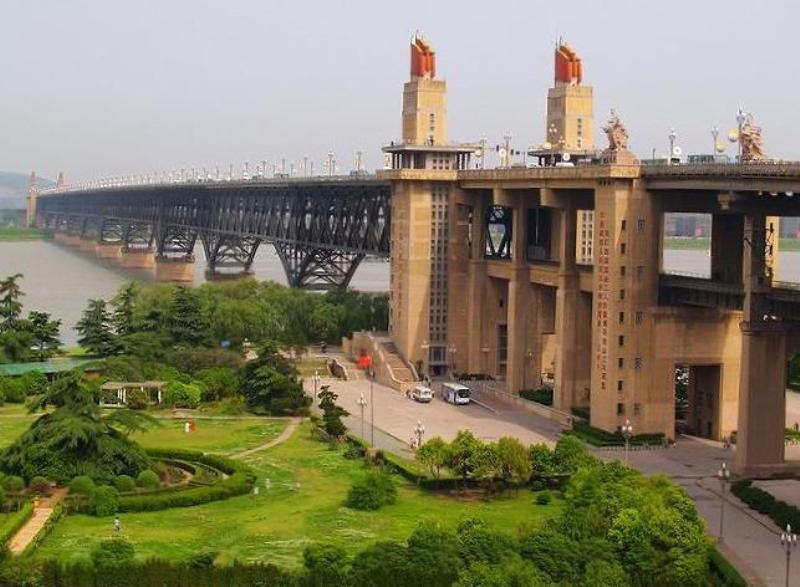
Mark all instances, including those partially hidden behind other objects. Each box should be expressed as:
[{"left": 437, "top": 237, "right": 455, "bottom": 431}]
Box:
[{"left": 36, "top": 175, "right": 391, "bottom": 289}]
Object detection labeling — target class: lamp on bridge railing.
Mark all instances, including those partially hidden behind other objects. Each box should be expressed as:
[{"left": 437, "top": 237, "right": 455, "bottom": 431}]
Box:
[
  {"left": 668, "top": 128, "right": 677, "bottom": 165},
  {"left": 326, "top": 151, "right": 336, "bottom": 176},
  {"left": 711, "top": 126, "right": 719, "bottom": 156}
]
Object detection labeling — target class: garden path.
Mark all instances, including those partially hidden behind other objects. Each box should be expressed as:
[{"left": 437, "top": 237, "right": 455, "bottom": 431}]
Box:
[
  {"left": 8, "top": 487, "right": 67, "bottom": 555},
  {"left": 230, "top": 417, "right": 302, "bottom": 459}
]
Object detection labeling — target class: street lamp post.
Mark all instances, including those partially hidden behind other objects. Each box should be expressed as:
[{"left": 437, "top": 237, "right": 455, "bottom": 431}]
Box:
[
  {"left": 781, "top": 524, "right": 798, "bottom": 587},
  {"left": 523, "top": 349, "right": 533, "bottom": 391},
  {"left": 369, "top": 368, "right": 375, "bottom": 447},
  {"left": 313, "top": 369, "right": 320, "bottom": 398},
  {"left": 357, "top": 392, "right": 367, "bottom": 441},
  {"left": 479, "top": 136, "right": 488, "bottom": 169},
  {"left": 711, "top": 125, "right": 720, "bottom": 157},
  {"left": 668, "top": 128, "right": 677, "bottom": 165},
  {"left": 717, "top": 462, "right": 730, "bottom": 542},
  {"left": 621, "top": 419, "right": 634, "bottom": 465},
  {"left": 481, "top": 343, "right": 490, "bottom": 394},
  {"left": 414, "top": 420, "right": 425, "bottom": 449},
  {"left": 421, "top": 340, "right": 430, "bottom": 381}
]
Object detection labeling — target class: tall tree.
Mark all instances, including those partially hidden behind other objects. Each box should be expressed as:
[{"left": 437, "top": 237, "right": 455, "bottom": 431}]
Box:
[
  {"left": 28, "top": 311, "right": 61, "bottom": 361},
  {"left": 167, "top": 287, "right": 211, "bottom": 346},
  {"left": 75, "top": 299, "right": 117, "bottom": 357},
  {"left": 111, "top": 282, "right": 138, "bottom": 337},
  {"left": 239, "top": 341, "right": 310, "bottom": 415},
  {"left": 0, "top": 274, "right": 24, "bottom": 331},
  {"left": 0, "top": 371, "right": 157, "bottom": 483}
]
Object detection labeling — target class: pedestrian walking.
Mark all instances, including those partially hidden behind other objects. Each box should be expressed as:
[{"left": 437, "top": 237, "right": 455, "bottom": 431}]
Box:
[{"left": 113, "top": 517, "right": 121, "bottom": 535}]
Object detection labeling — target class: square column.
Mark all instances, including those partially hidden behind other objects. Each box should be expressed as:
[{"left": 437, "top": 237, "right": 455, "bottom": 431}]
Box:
[
  {"left": 735, "top": 213, "right": 787, "bottom": 475},
  {"left": 553, "top": 204, "right": 579, "bottom": 410}
]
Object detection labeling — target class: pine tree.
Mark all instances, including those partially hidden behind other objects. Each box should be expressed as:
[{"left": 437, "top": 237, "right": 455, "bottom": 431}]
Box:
[
  {"left": 112, "top": 282, "right": 138, "bottom": 337},
  {"left": 166, "top": 287, "right": 211, "bottom": 346},
  {"left": 0, "top": 274, "right": 24, "bottom": 331},
  {"left": 28, "top": 311, "right": 61, "bottom": 361},
  {"left": 75, "top": 299, "right": 118, "bottom": 357}
]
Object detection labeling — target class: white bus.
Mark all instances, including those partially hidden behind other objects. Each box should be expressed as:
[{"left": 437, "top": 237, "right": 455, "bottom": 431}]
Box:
[{"left": 441, "top": 383, "right": 471, "bottom": 405}]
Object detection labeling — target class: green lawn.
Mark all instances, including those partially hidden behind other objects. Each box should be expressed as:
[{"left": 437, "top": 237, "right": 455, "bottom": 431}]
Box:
[
  {"left": 130, "top": 418, "right": 288, "bottom": 455},
  {"left": 0, "top": 227, "right": 49, "bottom": 241},
  {"left": 663, "top": 237, "right": 710, "bottom": 250},
  {"left": 35, "top": 423, "right": 561, "bottom": 568},
  {"left": 294, "top": 356, "right": 328, "bottom": 377},
  {"left": 0, "top": 404, "right": 38, "bottom": 449}
]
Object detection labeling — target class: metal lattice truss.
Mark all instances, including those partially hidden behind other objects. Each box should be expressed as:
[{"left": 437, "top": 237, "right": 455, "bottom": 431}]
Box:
[
  {"left": 485, "top": 205, "right": 513, "bottom": 259},
  {"left": 38, "top": 180, "right": 391, "bottom": 289}
]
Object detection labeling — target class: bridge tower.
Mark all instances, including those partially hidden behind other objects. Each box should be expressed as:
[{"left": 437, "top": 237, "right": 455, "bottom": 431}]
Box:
[
  {"left": 26, "top": 171, "right": 37, "bottom": 228},
  {"left": 382, "top": 34, "right": 477, "bottom": 378},
  {"left": 402, "top": 33, "right": 447, "bottom": 147},
  {"left": 546, "top": 41, "right": 594, "bottom": 154}
]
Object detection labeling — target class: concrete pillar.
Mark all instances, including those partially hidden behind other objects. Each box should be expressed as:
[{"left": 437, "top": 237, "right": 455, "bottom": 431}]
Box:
[
  {"left": 119, "top": 249, "right": 155, "bottom": 269},
  {"left": 466, "top": 194, "right": 488, "bottom": 373},
  {"left": 710, "top": 214, "right": 743, "bottom": 283},
  {"left": 505, "top": 192, "right": 530, "bottom": 394},
  {"left": 154, "top": 257, "right": 195, "bottom": 282},
  {"left": 62, "top": 234, "right": 83, "bottom": 247},
  {"left": 735, "top": 212, "right": 787, "bottom": 475},
  {"left": 95, "top": 243, "right": 122, "bottom": 259},
  {"left": 204, "top": 268, "right": 253, "bottom": 281},
  {"left": 78, "top": 238, "right": 98, "bottom": 253},
  {"left": 735, "top": 327, "right": 786, "bottom": 475},
  {"left": 554, "top": 205, "right": 579, "bottom": 410}
]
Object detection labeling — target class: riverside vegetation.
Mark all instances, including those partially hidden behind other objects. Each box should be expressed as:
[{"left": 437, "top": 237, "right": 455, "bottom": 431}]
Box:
[{"left": 0, "top": 275, "right": 743, "bottom": 586}]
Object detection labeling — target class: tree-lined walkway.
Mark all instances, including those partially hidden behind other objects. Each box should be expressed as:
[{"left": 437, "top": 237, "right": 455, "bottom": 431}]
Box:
[{"left": 8, "top": 488, "right": 67, "bottom": 555}]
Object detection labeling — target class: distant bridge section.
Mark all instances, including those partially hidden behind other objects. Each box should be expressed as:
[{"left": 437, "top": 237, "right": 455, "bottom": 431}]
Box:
[{"left": 36, "top": 176, "right": 391, "bottom": 289}]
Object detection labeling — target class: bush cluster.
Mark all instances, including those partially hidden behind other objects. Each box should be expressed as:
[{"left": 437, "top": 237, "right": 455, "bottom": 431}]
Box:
[{"left": 346, "top": 470, "right": 397, "bottom": 511}]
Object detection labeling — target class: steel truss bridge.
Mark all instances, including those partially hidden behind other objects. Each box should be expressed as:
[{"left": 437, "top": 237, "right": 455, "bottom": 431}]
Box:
[{"left": 37, "top": 177, "right": 391, "bottom": 289}]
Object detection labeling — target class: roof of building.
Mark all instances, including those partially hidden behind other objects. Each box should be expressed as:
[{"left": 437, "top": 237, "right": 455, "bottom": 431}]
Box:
[{"left": 0, "top": 358, "right": 101, "bottom": 377}]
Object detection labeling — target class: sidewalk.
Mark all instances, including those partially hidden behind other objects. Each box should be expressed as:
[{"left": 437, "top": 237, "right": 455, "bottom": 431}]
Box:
[{"left": 9, "top": 488, "right": 67, "bottom": 555}]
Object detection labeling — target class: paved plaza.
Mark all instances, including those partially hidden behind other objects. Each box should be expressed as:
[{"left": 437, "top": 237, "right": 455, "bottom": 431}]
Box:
[{"left": 308, "top": 370, "right": 800, "bottom": 587}]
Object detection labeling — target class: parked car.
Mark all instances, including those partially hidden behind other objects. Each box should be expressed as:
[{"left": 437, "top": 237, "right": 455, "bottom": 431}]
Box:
[{"left": 410, "top": 385, "right": 434, "bottom": 403}]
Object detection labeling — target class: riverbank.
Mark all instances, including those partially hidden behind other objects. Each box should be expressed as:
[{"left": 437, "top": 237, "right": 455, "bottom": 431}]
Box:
[
  {"left": 665, "top": 237, "right": 800, "bottom": 251},
  {"left": 0, "top": 227, "right": 50, "bottom": 242}
]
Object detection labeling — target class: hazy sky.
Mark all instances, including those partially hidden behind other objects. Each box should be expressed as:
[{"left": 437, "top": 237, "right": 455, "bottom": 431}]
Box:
[{"left": 3, "top": 0, "right": 799, "bottom": 181}]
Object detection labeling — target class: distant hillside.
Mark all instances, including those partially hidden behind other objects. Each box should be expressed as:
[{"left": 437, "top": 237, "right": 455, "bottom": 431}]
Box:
[{"left": 0, "top": 171, "right": 55, "bottom": 209}]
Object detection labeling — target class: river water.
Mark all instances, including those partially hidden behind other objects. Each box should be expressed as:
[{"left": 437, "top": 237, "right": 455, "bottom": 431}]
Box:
[
  {"left": 0, "top": 241, "right": 797, "bottom": 345},
  {"left": 0, "top": 241, "right": 389, "bottom": 345}
]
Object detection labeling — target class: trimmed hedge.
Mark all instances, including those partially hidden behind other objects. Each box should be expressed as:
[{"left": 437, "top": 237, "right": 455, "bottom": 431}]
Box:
[
  {"left": 567, "top": 421, "right": 666, "bottom": 447},
  {"left": 731, "top": 479, "right": 800, "bottom": 531},
  {"left": 0, "top": 501, "right": 33, "bottom": 546},
  {"left": 113, "top": 449, "right": 256, "bottom": 513},
  {"left": 709, "top": 547, "right": 747, "bottom": 587},
  {"left": 519, "top": 388, "right": 553, "bottom": 406}
]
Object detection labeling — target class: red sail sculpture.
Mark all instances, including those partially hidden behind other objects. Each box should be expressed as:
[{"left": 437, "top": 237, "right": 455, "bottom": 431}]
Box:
[
  {"left": 410, "top": 34, "right": 436, "bottom": 79},
  {"left": 554, "top": 43, "right": 582, "bottom": 85}
]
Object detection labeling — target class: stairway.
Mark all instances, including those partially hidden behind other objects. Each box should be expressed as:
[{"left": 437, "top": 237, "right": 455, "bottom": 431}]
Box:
[{"left": 381, "top": 341, "right": 417, "bottom": 384}]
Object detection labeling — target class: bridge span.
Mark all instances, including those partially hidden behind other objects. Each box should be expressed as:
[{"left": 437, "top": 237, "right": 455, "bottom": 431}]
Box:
[
  {"left": 27, "top": 32, "right": 800, "bottom": 478},
  {"left": 34, "top": 176, "right": 391, "bottom": 289}
]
